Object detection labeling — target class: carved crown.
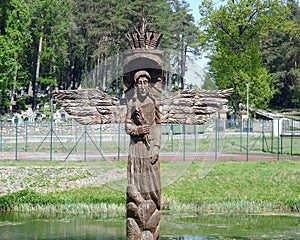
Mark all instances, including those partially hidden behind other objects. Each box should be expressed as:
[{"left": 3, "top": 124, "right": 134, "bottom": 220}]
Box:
[
  {"left": 123, "top": 13, "right": 163, "bottom": 96},
  {"left": 125, "top": 13, "right": 162, "bottom": 49},
  {"left": 126, "top": 31, "right": 162, "bottom": 49}
]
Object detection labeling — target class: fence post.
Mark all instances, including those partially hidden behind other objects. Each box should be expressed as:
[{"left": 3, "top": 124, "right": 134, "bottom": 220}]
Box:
[
  {"left": 240, "top": 119, "right": 242, "bottom": 152},
  {"left": 194, "top": 124, "right": 197, "bottom": 152},
  {"left": 49, "top": 98, "right": 53, "bottom": 161},
  {"left": 84, "top": 125, "right": 87, "bottom": 161},
  {"left": 183, "top": 124, "right": 186, "bottom": 161},
  {"left": 291, "top": 119, "right": 293, "bottom": 155},
  {"left": 118, "top": 123, "right": 121, "bottom": 161},
  {"left": 277, "top": 119, "right": 280, "bottom": 161},
  {"left": 50, "top": 116, "right": 53, "bottom": 161},
  {"left": 0, "top": 119, "right": 2, "bottom": 151},
  {"left": 215, "top": 119, "right": 219, "bottom": 161},
  {"left": 271, "top": 120, "right": 274, "bottom": 153},
  {"left": 262, "top": 120, "right": 265, "bottom": 152},
  {"left": 171, "top": 124, "right": 174, "bottom": 152},
  {"left": 99, "top": 125, "right": 102, "bottom": 148},
  {"left": 25, "top": 118, "right": 28, "bottom": 152},
  {"left": 14, "top": 117, "right": 19, "bottom": 161},
  {"left": 124, "top": 123, "right": 127, "bottom": 152},
  {"left": 74, "top": 120, "right": 78, "bottom": 153},
  {"left": 246, "top": 118, "right": 249, "bottom": 161},
  {"left": 281, "top": 133, "right": 283, "bottom": 155}
]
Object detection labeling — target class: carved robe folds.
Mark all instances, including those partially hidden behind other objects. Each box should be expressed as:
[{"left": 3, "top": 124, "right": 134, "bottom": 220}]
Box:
[{"left": 126, "top": 101, "right": 161, "bottom": 240}]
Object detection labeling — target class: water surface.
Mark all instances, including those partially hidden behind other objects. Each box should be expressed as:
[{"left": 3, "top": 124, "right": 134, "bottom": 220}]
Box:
[{"left": 1, "top": 212, "right": 300, "bottom": 239}]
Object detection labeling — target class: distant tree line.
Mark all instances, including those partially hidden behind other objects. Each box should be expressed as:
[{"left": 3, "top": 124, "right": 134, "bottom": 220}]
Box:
[
  {"left": 0, "top": 0, "right": 299, "bottom": 117},
  {"left": 200, "top": 0, "right": 300, "bottom": 115},
  {"left": 0, "top": 0, "right": 198, "bottom": 115}
]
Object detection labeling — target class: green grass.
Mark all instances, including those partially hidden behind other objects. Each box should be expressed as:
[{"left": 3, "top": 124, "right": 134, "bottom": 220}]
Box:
[
  {"left": 0, "top": 160, "right": 300, "bottom": 214},
  {"left": 163, "top": 161, "right": 300, "bottom": 212}
]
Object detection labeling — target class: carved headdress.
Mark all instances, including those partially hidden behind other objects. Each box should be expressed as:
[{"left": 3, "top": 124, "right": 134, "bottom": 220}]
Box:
[
  {"left": 123, "top": 17, "right": 163, "bottom": 96},
  {"left": 125, "top": 12, "right": 162, "bottom": 50}
]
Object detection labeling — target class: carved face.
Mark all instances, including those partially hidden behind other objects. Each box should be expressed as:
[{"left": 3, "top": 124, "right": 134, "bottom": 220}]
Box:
[{"left": 136, "top": 76, "right": 149, "bottom": 98}]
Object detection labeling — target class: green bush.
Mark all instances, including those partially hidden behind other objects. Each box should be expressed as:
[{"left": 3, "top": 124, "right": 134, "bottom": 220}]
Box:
[
  {"left": 286, "top": 199, "right": 300, "bottom": 212},
  {"left": 0, "top": 189, "right": 59, "bottom": 211}
]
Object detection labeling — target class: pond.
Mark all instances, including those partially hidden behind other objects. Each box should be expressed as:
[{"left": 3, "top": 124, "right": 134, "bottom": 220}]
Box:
[{"left": 1, "top": 212, "right": 300, "bottom": 239}]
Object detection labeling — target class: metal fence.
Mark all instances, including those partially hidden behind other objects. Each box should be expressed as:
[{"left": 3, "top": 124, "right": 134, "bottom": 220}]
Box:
[{"left": 0, "top": 117, "right": 299, "bottom": 161}]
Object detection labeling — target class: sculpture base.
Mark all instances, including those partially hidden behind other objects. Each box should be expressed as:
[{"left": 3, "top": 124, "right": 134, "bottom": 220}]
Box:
[{"left": 126, "top": 184, "right": 160, "bottom": 240}]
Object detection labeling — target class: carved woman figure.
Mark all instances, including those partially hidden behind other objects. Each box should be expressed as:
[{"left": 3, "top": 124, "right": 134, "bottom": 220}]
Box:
[{"left": 125, "top": 70, "right": 161, "bottom": 239}]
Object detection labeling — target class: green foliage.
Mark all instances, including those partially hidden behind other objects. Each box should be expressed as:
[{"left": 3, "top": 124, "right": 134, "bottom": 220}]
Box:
[
  {"left": 55, "top": 186, "right": 125, "bottom": 205},
  {"left": 0, "top": 189, "right": 52, "bottom": 210},
  {"left": 262, "top": 0, "right": 300, "bottom": 110},
  {"left": 38, "top": 77, "right": 57, "bottom": 87},
  {"left": 168, "top": 0, "right": 201, "bottom": 89},
  {"left": 0, "top": 86, "right": 10, "bottom": 114},
  {"left": 0, "top": 0, "right": 199, "bottom": 113},
  {"left": 1, "top": 0, "right": 299, "bottom": 114},
  {"left": 199, "top": 0, "right": 296, "bottom": 113},
  {"left": 0, "top": 0, "right": 31, "bottom": 114},
  {"left": 286, "top": 198, "right": 300, "bottom": 212},
  {"left": 202, "top": 74, "right": 217, "bottom": 90},
  {"left": 15, "top": 97, "right": 26, "bottom": 111},
  {"left": 0, "top": 186, "right": 125, "bottom": 212}
]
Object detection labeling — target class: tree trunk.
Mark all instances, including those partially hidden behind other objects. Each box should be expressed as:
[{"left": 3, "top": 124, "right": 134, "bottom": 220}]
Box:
[
  {"left": 97, "top": 40, "right": 101, "bottom": 89},
  {"left": 66, "top": 29, "right": 72, "bottom": 89},
  {"left": 10, "top": 55, "right": 18, "bottom": 115},
  {"left": 33, "top": 34, "right": 43, "bottom": 111},
  {"left": 32, "top": 13, "right": 44, "bottom": 110},
  {"left": 180, "top": 34, "right": 186, "bottom": 90}
]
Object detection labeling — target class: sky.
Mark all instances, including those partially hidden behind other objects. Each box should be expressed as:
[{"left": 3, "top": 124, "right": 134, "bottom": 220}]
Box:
[
  {"left": 186, "top": 0, "right": 224, "bottom": 57},
  {"left": 187, "top": 0, "right": 201, "bottom": 22},
  {"left": 187, "top": 0, "right": 223, "bottom": 19},
  {"left": 184, "top": 0, "right": 207, "bottom": 87}
]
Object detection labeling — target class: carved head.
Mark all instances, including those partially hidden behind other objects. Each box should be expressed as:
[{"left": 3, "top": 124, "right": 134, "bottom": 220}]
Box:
[{"left": 134, "top": 70, "right": 151, "bottom": 99}]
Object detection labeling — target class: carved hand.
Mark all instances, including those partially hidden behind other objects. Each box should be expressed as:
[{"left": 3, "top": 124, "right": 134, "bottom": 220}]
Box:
[
  {"left": 150, "top": 145, "right": 160, "bottom": 164},
  {"left": 136, "top": 125, "right": 150, "bottom": 135}
]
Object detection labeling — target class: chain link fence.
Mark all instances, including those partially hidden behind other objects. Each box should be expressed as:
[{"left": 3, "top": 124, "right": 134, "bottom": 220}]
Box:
[{"left": 0, "top": 117, "right": 299, "bottom": 161}]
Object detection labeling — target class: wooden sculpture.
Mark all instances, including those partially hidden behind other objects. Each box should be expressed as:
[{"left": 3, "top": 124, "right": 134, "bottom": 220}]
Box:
[{"left": 53, "top": 23, "right": 232, "bottom": 240}]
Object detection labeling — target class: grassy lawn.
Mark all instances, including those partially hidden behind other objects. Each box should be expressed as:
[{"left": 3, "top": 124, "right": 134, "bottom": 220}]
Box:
[
  {"left": 0, "top": 160, "right": 299, "bottom": 214},
  {"left": 163, "top": 161, "right": 300, "bottom": 213}
]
